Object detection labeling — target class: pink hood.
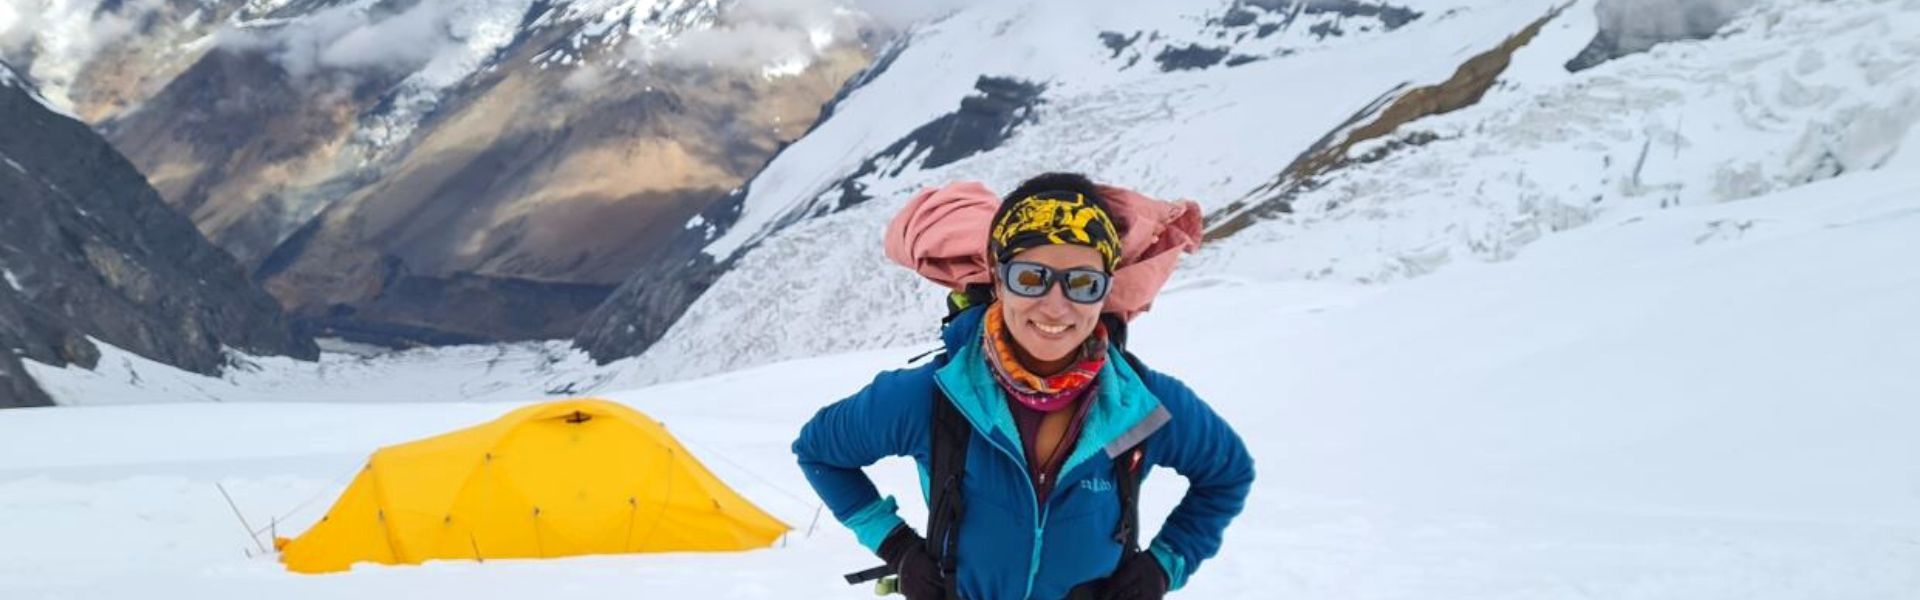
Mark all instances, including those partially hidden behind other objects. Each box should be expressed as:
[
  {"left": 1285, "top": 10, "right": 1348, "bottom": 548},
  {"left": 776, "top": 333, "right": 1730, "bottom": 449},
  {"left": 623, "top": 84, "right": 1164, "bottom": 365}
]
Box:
[{"left": 883, "top": 181, "right": 1203, "bottom": 321}]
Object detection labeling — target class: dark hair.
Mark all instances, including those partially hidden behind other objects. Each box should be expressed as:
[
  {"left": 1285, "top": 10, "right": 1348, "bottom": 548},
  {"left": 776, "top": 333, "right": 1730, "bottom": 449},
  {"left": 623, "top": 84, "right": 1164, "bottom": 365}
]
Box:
[{"left": 1001, "top": 172, "right": 1128, "bottom": 233}]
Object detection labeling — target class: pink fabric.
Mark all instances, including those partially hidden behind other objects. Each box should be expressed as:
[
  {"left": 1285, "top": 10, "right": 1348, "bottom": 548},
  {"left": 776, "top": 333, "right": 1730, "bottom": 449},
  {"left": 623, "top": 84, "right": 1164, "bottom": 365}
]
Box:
[{"left": 883, "top": 181, "right": 1203, "bottom": 321}]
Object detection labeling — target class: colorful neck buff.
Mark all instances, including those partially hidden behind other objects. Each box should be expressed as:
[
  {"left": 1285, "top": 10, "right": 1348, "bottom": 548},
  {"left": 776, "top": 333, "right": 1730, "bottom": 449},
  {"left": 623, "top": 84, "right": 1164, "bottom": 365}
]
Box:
[{"left": 981, "top": 303, "right": 1109, "bottom": 412}]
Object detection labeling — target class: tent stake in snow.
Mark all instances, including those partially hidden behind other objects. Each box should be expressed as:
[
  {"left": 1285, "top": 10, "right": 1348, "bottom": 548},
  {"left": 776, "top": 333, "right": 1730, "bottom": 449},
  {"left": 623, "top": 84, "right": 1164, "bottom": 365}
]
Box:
[{"left": 216, "top": 482, "right": 271, "bottom": 555}]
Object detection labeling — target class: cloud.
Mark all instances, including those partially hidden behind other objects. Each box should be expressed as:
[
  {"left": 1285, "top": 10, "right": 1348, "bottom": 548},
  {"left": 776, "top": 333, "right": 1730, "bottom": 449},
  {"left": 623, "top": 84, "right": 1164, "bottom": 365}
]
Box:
[
  {"left": 0, "top": 0, "right": 171, "bottom": 108},
  {"left": 561, "top": 63, "right": 609, "bottom": 95},
  {"left": 631, "top": 0, "right": 968, "bottom": 75},
  {"left": 644, "top": 19, "right": 822, "bottom": 71},
  {"left": 847, "top": 0, "right": 971, "bottom": 28},
  {"left": 0, "top": 0, "right": 43, "bottom": 60},
  {"left": 218, "top": 0, "right": 460, "bottom": 81}
]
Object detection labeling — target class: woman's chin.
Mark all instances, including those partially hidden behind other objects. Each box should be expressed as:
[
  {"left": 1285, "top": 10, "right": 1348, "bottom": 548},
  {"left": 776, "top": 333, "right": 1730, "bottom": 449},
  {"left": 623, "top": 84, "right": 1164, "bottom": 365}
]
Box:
[{"left": 1011, "top": 334, "right": 1079, "bottom": 364}]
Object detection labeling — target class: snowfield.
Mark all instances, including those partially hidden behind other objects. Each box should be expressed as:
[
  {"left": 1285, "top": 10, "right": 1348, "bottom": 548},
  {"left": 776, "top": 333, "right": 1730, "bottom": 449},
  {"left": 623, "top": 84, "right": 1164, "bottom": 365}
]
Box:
[{"left": 5, "top": 164, "right": 1918, "bottom": 598}]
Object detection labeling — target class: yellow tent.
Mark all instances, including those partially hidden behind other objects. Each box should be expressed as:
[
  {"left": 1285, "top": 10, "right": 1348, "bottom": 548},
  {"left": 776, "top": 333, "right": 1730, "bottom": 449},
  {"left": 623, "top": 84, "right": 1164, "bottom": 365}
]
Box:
[{"left": 276, "top": 398, "right": 789, "bottom": 574}]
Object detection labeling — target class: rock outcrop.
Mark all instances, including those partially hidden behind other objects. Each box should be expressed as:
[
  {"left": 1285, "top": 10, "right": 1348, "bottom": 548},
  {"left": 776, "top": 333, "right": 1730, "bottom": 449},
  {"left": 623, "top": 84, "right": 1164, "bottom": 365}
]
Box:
[{"left": 0, "top": 65, "right": 316, "bottom": 408}]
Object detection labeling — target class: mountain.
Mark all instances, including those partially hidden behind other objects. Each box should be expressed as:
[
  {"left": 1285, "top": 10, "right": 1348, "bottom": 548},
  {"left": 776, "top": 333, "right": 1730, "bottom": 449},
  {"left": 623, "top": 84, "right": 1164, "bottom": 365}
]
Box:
[
  {"left": 577, "top": 0, "right": 1562, "bottom": 370},
  {"left": 0, "top": 0, "right": 247, "bottom": 123},
  {"left": 578, "top": 0, "right": 1920, "bottom": 385},
  {"left": 5, "top": 0, "right": 880, "bottom": 345},
  {"left": 0, "top": 61, "right": 316, "bottom": 408}
]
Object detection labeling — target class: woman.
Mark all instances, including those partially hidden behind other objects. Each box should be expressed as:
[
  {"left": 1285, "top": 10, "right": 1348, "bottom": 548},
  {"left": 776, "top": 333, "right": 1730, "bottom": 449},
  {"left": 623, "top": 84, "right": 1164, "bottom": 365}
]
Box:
[{"left": 793, "top": 173, "right": 1254, "bottom": 599}]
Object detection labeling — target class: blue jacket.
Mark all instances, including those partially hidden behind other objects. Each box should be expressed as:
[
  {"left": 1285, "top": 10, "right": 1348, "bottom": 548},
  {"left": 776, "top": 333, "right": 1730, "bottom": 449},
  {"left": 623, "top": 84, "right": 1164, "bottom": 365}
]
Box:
[{"left": 793, "top": 306, "right": 1255, "bottom": 599}]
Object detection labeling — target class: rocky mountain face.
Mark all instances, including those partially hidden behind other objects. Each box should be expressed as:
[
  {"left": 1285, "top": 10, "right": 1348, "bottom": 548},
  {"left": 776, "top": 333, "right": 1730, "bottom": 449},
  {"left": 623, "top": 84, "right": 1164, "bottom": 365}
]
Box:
[
  {"left": 0, "top": 63, "right": 316, "bottom": 408},
  {"left": 575, "top": 66, "right": 1048, "bottom": 361},
  {"left": 8, "top": 0, "right": 877, "bottom": 346}
]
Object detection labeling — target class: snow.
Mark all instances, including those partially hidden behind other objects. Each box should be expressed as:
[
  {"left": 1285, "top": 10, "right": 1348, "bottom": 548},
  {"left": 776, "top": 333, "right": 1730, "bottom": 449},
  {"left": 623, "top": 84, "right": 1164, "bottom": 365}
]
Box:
[
  {"left": 345, "top": 0, "right": 546, "bottom": 152},
  {"left": 0, "top": 0, "right": 193, "bottom": 114},
  {"left": 23, "top": 340, "right": 624, "bottom": 407},
  {"left": 2, "top": 268, "right": 21, "bottom": 292},
  {"left": 1196, "top": 0, "right": 1920, "bottom": 281},
  {"left": 672, "top": 0, "right": 1565, "bottom": 381},
  {"left": 699, "top": 0, "right": 1582, "bottom": 259},
  {"left": 531, "top": 0, "right": 720, "bottom": 68},
  {"left": 637, "top": 0, "right": 1920, "bottom": 387},
  {"left": 311, "top": 337, "right": 396, "bottom": 358},
  {"left": 1895, "top": 119, "right": 1920, "bottom": 168},
  {"left": 215, "top": 0, "right": 722, "bottom": 159},
  {"left": 5, "top": 164, "right": 1920, "bottom": 598}
]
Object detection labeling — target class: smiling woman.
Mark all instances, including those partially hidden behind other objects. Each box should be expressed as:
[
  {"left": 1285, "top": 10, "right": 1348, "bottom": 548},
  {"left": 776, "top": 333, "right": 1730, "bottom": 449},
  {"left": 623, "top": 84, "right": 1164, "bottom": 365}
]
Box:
[{"left": 792, "top": 173, "right": 1254, "bottom": 600}]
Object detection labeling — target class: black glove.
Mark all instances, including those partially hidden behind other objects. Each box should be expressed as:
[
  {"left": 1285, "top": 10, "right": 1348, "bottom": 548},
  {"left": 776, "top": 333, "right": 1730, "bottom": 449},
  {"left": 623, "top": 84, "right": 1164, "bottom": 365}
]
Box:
[
  {"left": 877, "top": 525, "right": 947, "bottom": 600},
  {"left": 1100, "top": 551, "right": 1169, "bottom": 600}
]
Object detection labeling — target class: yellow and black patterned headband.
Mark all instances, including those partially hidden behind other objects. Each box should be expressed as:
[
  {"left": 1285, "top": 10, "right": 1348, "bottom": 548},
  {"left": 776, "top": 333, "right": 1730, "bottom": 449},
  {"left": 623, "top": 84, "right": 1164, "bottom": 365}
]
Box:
[{"left": 988, "top": 191, "right": 1123, "bottom": 272}]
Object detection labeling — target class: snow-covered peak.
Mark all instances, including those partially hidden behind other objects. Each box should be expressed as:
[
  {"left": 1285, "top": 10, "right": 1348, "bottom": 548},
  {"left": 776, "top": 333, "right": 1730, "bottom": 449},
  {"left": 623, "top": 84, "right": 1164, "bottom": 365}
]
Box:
[
  {"left": 695, "top": 0, "right": 1494, "bottom": 259},
  {"left": 528, "top": 0, "right": 722, "bottom": 69},
  {"left": 604, "top": 0, "right": 1920, "bottom": 387}
]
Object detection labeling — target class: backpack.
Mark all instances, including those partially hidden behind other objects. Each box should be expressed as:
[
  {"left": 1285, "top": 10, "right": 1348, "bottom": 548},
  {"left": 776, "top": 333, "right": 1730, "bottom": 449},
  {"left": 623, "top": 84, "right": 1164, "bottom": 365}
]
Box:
[{"left": 847, "top": 285, "right": 1149, "bottom": 598}]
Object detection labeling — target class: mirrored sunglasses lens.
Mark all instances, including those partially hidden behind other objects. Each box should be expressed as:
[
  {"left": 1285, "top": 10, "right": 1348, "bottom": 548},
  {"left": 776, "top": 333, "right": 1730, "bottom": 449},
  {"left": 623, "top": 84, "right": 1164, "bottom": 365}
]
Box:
[
  {"left": 1064, "top": 271, "right": 1108, "bottom": 303},
  {"left": 1008, "top": 264, "right": 1052, "bottom": 296}
]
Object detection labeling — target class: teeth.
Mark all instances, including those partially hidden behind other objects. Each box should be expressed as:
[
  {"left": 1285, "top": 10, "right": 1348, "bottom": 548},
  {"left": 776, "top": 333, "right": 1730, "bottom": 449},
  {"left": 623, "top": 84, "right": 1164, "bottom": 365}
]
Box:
[{"left": 1034, "top": 322, "right": 1069, "bottom": 334}]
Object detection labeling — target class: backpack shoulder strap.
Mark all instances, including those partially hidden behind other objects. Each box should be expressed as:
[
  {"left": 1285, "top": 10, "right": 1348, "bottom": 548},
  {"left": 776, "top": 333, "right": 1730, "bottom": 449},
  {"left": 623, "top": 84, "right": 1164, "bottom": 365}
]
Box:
[
  {"left": 1111, "top": 349, "right": 1153, "bottom": 559},
  {"left": 927, "top": 383, "right": 972, "bottom": 595},
  {"left": 1110, "top": 442, "right": 1148, "bottom": 558}
]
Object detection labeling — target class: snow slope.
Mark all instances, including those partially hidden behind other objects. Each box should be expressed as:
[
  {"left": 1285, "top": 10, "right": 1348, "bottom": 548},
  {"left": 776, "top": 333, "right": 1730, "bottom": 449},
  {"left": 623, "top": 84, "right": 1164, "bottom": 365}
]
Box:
[
  {"left": 620, "top": 0, "right": 1920, "bottom": 388},
  {"left": 699, "top": 0, "right": 1544, "bottom": 259},
  {"left": 5, "top": 164, "right": 1919, "bottom": 598},
  {"left": 1200, "top": 0, "right": 1920, "bottom": 281},
  {"left": 624, "top": 0, "right": 1571, "bottom": 384},
  {"left": 23, "top": 339, "right": 618, "bottom": 406}
]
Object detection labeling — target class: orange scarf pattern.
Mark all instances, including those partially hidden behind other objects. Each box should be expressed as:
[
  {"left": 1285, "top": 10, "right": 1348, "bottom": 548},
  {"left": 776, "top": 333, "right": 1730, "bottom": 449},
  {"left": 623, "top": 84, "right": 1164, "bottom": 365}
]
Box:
[{"left": 982, "top": 304, "right": 1108, "bottom": 412}]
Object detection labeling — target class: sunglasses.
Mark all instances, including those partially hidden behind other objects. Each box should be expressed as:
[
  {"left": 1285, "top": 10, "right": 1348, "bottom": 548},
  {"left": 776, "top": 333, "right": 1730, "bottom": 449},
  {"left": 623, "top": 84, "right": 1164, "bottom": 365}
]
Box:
[{"left": 998, "top": 261, "right": 1112, "bottom": 304}]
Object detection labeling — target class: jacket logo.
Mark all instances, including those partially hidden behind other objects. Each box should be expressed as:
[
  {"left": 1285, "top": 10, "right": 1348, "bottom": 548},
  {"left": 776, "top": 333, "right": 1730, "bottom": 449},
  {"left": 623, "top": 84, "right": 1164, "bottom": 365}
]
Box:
[{"left": 1080, "top": 478, "right": 1114, "bottom": 493}]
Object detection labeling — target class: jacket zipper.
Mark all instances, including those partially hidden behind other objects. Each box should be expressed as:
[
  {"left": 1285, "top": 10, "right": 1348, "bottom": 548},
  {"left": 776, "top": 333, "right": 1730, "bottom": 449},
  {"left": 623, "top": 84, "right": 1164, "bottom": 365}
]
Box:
[{"left": 934, "top": 377, "right": 1049, "bottom": 600}]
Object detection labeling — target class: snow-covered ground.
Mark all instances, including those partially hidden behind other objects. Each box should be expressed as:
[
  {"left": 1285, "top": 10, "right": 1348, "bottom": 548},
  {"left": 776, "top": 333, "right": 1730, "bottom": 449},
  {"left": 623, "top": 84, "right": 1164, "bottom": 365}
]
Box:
[
  {"left": 24, "top": 339, "right": 618, "bottom": 406},
  {"left": 5, "top": 163, "right": 1918, "bottom": 598}
]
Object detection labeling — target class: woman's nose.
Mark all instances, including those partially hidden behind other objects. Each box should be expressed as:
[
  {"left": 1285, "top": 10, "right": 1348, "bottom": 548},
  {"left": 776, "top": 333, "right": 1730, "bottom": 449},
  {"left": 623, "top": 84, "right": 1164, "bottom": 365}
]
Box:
[{"left": 1037, "top": 281, "right": 1076, "bottom": 311}]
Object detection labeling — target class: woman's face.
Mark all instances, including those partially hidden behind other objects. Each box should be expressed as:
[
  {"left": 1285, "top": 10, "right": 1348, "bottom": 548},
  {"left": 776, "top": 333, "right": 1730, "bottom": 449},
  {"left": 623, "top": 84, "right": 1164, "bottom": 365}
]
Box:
[{"left": 995, "top": 244, "right": 1108, "bottom": 368}]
